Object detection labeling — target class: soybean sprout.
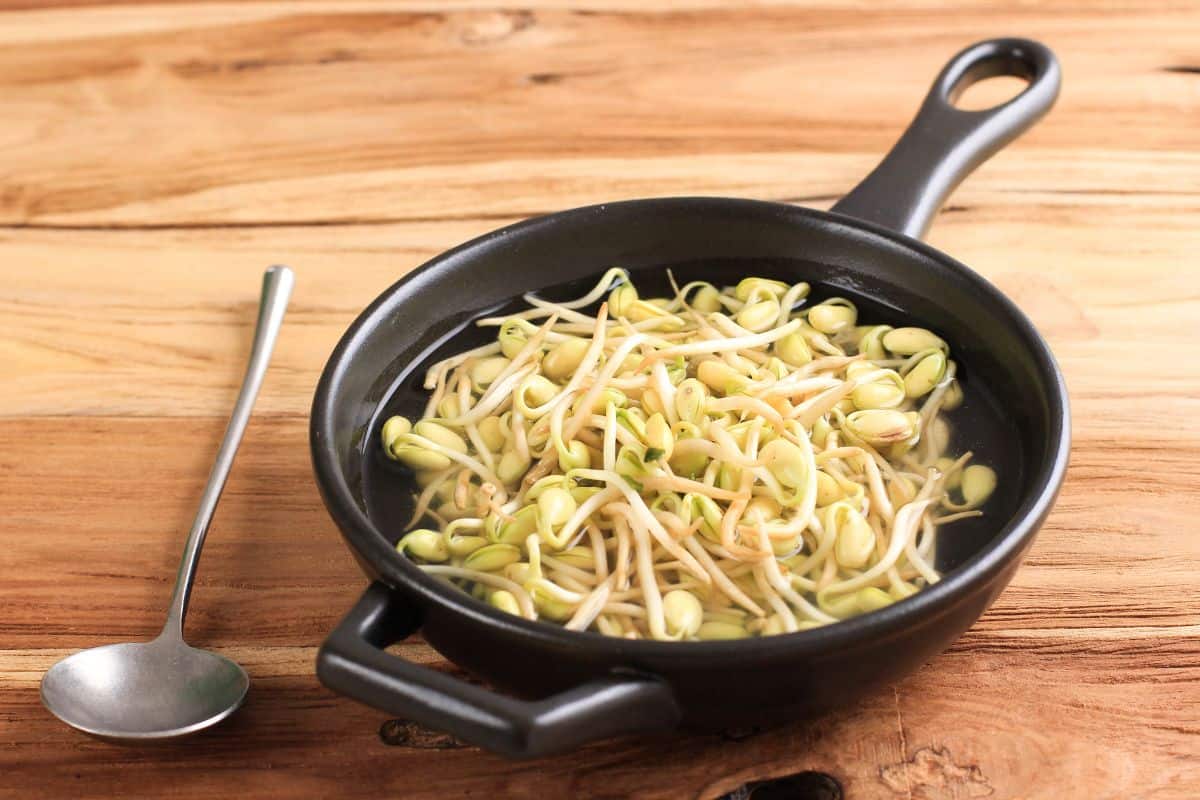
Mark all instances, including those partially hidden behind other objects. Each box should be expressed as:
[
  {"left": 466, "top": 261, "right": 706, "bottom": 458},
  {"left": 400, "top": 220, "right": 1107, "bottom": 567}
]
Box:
[{"left": 381, "top": 269, "right": 997, "bottom": 640}]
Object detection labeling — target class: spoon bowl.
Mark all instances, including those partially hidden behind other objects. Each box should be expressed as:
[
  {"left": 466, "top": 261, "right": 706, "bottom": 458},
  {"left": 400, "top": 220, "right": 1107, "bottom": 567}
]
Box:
[{"left": 41, "top": 638, "right": 249, "bottom": 739}]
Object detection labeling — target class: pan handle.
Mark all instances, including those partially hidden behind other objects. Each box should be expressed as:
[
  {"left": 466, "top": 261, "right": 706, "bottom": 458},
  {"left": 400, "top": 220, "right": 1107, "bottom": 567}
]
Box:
[
  {"left": 317, "top": 582, "right": 682, "bottom": 758},
  {"left": 830, "top": 38, "right": 1060, "bottom": 240}
]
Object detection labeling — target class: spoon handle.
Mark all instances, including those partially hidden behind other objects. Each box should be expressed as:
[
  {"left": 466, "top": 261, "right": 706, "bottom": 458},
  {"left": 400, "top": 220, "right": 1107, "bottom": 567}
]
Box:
[{"left": 162, "top": 266, "right": 294, "bottom": 639}]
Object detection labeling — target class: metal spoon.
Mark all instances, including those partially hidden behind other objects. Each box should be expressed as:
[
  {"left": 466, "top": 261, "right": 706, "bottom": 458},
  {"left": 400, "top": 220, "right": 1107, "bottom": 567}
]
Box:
[{"left": 41, "top": 266, "right": 294, "bottom": 739}]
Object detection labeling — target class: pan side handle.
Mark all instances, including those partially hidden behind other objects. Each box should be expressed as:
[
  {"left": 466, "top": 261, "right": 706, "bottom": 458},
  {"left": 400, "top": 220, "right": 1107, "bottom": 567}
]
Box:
[{"left": 317, "top": 582, "right": 682, "bottom": 758}]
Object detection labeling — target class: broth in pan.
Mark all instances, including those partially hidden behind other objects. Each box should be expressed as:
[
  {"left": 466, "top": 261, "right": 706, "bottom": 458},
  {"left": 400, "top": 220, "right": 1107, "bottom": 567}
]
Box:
[{"left": 363, "top": 263, "right": 1023, "bottom": 640}]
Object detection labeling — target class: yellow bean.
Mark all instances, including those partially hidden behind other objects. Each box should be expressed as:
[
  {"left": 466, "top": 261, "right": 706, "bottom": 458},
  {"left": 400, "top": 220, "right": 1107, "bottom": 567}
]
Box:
[
  {"left": 640, "top": 387, "right": 666, "bottom": 417},
  {"left": 469, "top": 356, "right": 510, "bottom": 390},
  {"left": 518, "top": 375, "right": 558, "bottom": 409},
  {"left": 760, "top": 438, "right": 808, "bottom": 489},
  {"left": 697, "top": 360, "right": 750, "bottom": 395},
  {"left": 717, "top": 464, "right": 742, "bottom": 492},
  {"left": 774, "top": 331, "right": 812, "bottom": 366},
  {"left": 498, "top": 318, "right": 534, "bottom": 359},
  {"left": 696, "top": 621, "right": 750, "bottom": 640},
  {"left": 609, "top": 284, "right": 638, "bottom": 317},
  {"left": 815, "top": 470, "right": 842, "bottom": 506},
  {"left": 525, "top": 475, "right": 567, "bottom": 501},
  {"left": 764, "top": 357, "right": 789, "bottom": 380},
  {"left": 528, "top": 580, "right": 575, "bottom": 621},
  {"left": 662, "top": 590, "right": 703, "bottom": 638},
  {"left": 397, "top": 530, "right": 448, "bottom": 562},
  {"left": 537, "top": 487, "right": 578, "bottom": 529},
  {"left": 855, "top": 587, "right": 894, "bottom": 613},
  {"left": 627, "top": 300, "right": 685, "bottom": 329},
  {"left": 734, "top": 277, "right": 789, "bottom": 302},
  {"left": 703, "top": 609, "right": 747, "bottom": 627},
  {"left": 674, "top": 379, "right": 708, "bottom": 424},
  {"left": 463, "top": 543, "right": 522, "bottom": 572},
  {"left": 745, "top": 495, "right": 783, "bottom": 521},
  {"left": 904, "top": 351, "right": 947, "bottom": 398},
  {"left": 834, "top": 509, "right": 876, "bottom": 569},
  {"left": 851, "top": 372, "right": 906, "bottom": 410},
  {"left": 771, "top": 534, "right": 802, "bottom": 557},
  {"left": 477, "top": 416, "right": 507, "bottom": 452},
  {"left": 493, "top": 505, "right": 538, "bottom": 545},
  {"left": 690, "top": 494, "right": 725, "bottom": 539},
  {"left": 735, "top": 299, "right": 780, "bottom": 332},
  {"left": 437, "top": 395, "right": 460, "bottom": 419},
  {"left": 846, "top": 361, "right": 881, "bottom": 380},
  {"left": 558, "top": 439, "right": 591, "bottom": 471},
  {"left": 496, "top": 449, "right": 531, "bottom": 487},
  {"left": 447, "top": 535, "right": 488, "bottom": 558},
  {"left": 807, "top": 300, "right": 857, "bottom": 334},
  {"left": 615, "top": 445, "right": 648, "bottom": 483},
  {"left": 573, "top": 387, "right": 627, "bottom": 415},
  {"left": 488, "top": 590, "right": 521, "bottom": 616},
  {"left": 570, "top": 485, "right": 603, "bottom": 505},
  {"left": 380, "top": 415, "right": 412, "bottom": 455},
  {"left": 821, "top": 592, "right": 859, "bottom": 619},
  {"left": 961, "top": 465, "right": 997, "bottom": 507},
  {"left": 392, "top": 443, "right": 453, "bottom": 472},
  {"left": 413, "top": 420, "right": 468, "bottom": 453},
  {"left": 857, "top": 325, "right": 893, "bottom": 360},
  {"left": 882, "top": 327, "right": 946, "bottom": 355},
  {"left": 844, "top": 409, "right": 915, "bottom": 446},
  {"left": 504, "top": 562, "right": 533, "bottom": 585},
  {"left": 811, "top": 416, "right": 834, "bottom": 448},
  {"left": 690, "top": 284, "right": 723, "bottom": 312},
  {"left": 643, "top": 413, "right": 675, "bottom": 460},
  {"left": 542, "top": 339, "right": 589, "bottom": 382}
]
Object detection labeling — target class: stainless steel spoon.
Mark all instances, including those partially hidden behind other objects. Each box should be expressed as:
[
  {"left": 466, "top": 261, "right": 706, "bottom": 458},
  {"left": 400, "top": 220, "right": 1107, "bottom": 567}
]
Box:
[{"left": 41, "top": 265, "right": 294, "bottom": 739}]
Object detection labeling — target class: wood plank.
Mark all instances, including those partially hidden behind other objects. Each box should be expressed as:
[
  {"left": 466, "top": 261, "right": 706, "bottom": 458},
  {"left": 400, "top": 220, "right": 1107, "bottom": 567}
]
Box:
[
  {"left": 0, "top": 5, "right": 1193, "bottom": 226},
  {"left": 3, "top": 635, "right": 1196, "bottom": 798},
  {"left": 3, "top": 197, "right": 1199, "bottom": 419}
]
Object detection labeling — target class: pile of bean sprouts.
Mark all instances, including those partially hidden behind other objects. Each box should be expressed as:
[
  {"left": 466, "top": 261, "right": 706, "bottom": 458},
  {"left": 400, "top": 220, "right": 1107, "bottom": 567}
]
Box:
[{"left": 380, "top": 269, "right": 997, "bottom": 641}]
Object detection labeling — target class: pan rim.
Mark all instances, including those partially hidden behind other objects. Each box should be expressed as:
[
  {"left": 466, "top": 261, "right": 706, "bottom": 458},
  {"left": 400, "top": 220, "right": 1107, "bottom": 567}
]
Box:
[{"left": 310, "top": 195, "right": 1071, "bottom": 662}]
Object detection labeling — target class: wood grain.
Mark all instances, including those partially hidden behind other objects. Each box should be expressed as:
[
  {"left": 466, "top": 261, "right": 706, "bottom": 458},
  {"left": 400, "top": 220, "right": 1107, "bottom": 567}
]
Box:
[{"left": 1, "top": 1, "right": 1198, "bottom": 798}]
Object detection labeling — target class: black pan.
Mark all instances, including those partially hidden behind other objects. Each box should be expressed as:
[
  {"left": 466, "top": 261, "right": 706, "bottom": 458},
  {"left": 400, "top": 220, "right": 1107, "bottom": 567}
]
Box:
[{"left": 312, "top": 38, "right": 1069, "bottom": 758}]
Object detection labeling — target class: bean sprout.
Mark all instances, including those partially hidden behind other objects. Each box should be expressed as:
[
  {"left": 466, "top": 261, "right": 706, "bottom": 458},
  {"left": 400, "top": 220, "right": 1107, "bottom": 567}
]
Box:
[{"left": 382, "top": 271, "right": 997, "bottom": 640}]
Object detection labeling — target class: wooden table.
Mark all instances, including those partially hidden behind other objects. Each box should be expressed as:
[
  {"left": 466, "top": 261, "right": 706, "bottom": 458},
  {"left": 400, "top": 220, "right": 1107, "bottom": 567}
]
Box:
[{"left": 2, "top": 2, "right": 1198, "bottom": 798}]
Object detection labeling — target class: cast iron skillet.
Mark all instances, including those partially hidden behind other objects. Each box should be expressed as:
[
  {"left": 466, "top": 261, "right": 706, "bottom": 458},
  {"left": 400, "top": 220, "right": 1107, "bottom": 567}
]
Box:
[{"left": 312, "top": 38, "right": 1070, "bottom": 758}]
